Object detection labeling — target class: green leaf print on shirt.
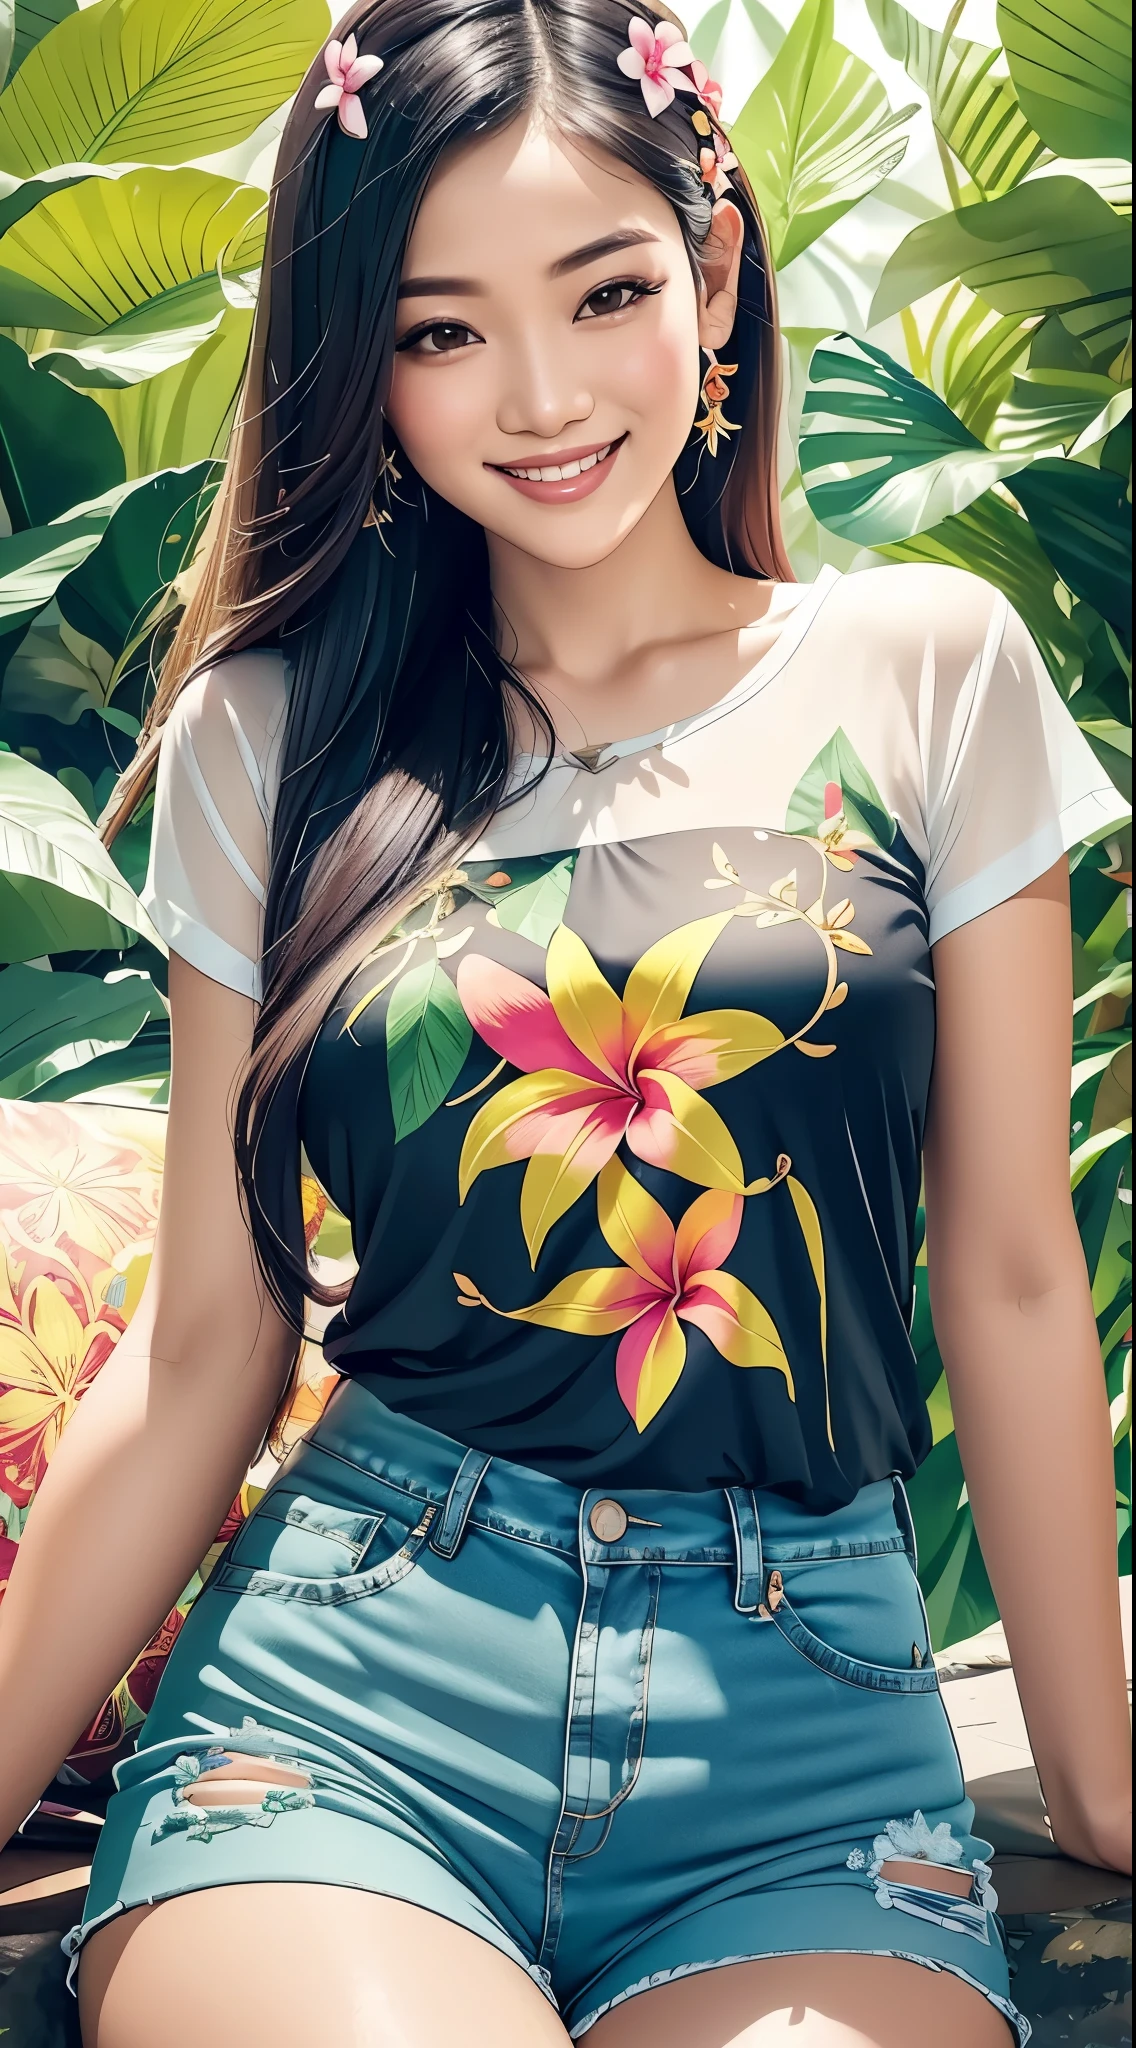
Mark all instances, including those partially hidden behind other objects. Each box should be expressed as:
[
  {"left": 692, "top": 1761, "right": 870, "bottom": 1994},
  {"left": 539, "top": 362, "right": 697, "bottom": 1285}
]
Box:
[
  {"left": 785, "top": 727, "right": 898, "bottom": 852},
  {"left": 473, "top": 852, "right": 579, "bottom": 949},
  {"left": 386, "top": 955, "right": 473, "bottom": 1143}
]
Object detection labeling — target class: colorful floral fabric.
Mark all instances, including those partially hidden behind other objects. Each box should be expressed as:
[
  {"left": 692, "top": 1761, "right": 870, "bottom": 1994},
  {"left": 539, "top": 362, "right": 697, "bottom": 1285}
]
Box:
[{"left": 0, "top": 1098, "right": 338, "bottom": 1781}]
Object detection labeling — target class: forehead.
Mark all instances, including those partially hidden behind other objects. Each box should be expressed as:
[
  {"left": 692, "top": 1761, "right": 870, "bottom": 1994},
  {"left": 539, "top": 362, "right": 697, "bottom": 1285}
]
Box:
[{"left": 404, "top": 113, "right": 684, "bottom": 274}]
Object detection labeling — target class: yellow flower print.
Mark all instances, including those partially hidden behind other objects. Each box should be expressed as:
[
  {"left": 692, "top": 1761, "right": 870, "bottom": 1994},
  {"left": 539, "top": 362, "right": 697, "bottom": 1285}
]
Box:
[
  {"left": 0, "top": 1245, "right": 122, "bottom": 1506},
  {"left": 455, "top": 916, "right": 788, "bottom": 1264},
  {"left": 457, "top": 1157, "right": 795, "bottom": 1433}
]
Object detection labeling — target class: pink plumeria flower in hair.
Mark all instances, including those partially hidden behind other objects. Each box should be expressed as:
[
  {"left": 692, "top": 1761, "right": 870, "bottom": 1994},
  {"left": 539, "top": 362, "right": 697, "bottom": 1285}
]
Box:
[
  {"left": 689, "top": 59, "right": 724, "bottom": 118},
  {"left": 617, "top": 16, "right": 698, "bottom": 117},
  {"left": 315, "top": 32, "right": 383, "bottom": 139}
]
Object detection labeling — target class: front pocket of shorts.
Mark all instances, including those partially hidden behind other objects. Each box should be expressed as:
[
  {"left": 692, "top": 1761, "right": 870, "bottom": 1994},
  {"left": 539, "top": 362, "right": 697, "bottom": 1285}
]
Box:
[
  {"left": 768, "top": 1551, "right": 939, "bottom": 1694},
  {"left": 213, "top": 1488, "right": 439, "bottom": 1605}
]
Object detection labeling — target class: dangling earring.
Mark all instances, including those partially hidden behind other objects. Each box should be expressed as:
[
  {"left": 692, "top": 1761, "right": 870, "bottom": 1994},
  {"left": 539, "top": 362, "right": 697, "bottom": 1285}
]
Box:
[
  {"left": 693, "top": 348, "right": 740, "bottom": 458},
  {"left": 363, "top": 439, "right": 402, "bottom": 535}
]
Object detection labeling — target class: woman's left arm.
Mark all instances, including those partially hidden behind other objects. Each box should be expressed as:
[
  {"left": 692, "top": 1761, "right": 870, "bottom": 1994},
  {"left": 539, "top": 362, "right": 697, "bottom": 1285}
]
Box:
[{"left": 924, "top": 854, "right": 1131, "bottom": 1875}]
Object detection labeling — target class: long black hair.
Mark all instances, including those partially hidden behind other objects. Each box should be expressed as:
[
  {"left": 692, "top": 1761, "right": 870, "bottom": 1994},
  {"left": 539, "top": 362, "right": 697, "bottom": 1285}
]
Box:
[{"left": 107, "top": 0, "right": 790, "bottom": 1389}]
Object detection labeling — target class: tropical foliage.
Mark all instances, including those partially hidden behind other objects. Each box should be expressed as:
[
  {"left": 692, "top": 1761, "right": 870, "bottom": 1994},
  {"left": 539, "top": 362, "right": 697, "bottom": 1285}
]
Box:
[
  {"left": 704, "top": 0, "right": 1131, "bottom": 1642},
  {"left": 0, "top": 0, "right": 329, "bottom": 1110},
  {"left": 0, "top": 0, "right": 1131, "bottom": 1649}
]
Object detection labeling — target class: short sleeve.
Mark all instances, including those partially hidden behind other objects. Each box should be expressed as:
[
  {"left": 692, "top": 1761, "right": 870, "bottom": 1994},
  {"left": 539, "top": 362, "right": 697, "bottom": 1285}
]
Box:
[
  {"left": 920, "top": 574, "right": 1130, "bottom": 946},
  {"left": 140, "top": 650, "right": 287, "bottom": 998}
]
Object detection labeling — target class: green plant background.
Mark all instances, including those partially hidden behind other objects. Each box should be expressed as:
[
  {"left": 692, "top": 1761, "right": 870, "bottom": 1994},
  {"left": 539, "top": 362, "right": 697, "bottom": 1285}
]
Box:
[{"left": 0, "top": 0, "right": 1130, "bottom": 1648}]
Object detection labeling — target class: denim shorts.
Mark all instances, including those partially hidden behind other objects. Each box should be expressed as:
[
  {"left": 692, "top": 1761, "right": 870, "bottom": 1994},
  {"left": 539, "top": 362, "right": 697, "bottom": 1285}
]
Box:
[{"left": 67, "top": 1378, "right": 1029, "bottom": 2042}]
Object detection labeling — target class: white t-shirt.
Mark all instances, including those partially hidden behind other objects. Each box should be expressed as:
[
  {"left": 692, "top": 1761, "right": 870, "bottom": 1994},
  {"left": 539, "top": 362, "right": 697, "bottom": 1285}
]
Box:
[{"left": 143, "top": 562, "right": 1129, "bottom": 1002}]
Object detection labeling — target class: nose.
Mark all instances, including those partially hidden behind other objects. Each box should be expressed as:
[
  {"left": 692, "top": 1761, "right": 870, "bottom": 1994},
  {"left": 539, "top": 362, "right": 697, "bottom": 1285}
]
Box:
[{"left": 495, "top": 329, "right": 595, "bottom": 443}]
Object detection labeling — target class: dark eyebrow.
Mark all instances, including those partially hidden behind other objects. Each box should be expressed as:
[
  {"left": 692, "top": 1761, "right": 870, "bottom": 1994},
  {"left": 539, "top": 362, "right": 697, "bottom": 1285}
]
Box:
[
  {"left": 550, "top": 228, "right": 661, "bottom": 276},
  {"left": 396, "top": 275, "right": 488, "bottom": 300},
  {"left": 396, "top": 228, "right": 661, "bottom": 299}
]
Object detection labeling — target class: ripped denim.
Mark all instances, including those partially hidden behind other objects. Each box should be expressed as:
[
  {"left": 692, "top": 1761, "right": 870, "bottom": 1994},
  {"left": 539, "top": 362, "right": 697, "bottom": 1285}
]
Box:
[
  {"left": 846, "top": 1809, "right": 998, "bottom": 1945},
  {"left": 64, "top": 1379, "right": 1030, "bottom": 2043}
]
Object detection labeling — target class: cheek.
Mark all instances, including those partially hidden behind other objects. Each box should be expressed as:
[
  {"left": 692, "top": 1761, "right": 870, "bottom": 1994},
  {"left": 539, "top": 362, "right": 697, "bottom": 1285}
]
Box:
[
  {"left": 386, "top": 359, "right": 487, "bottom": 491},
  {"left": 614, "top": 297, "right": 702, "bottom": 431}
]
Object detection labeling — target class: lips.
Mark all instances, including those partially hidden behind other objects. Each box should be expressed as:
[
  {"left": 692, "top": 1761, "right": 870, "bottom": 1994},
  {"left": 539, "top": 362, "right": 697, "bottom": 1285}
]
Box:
[{"left": 488, "top": 434, "right": 627, "bottom": 504}]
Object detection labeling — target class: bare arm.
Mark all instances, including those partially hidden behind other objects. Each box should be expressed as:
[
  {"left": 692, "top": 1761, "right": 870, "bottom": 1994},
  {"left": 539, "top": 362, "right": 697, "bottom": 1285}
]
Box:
[
  {"left": 924, "top": 857, "right": 1131, "bottom": 1874},
  {"left": 0, "top": 954, "right": 298, "bottom": 1846}
]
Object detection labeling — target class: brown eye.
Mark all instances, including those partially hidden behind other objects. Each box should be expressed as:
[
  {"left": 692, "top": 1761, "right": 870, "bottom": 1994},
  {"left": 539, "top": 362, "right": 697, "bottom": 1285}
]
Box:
[
  {"left": 398, "top": 321, "right": 480, "bottom": 355},
  {"left": 577, "top": 279, "right": 661, "bottom": 322}
]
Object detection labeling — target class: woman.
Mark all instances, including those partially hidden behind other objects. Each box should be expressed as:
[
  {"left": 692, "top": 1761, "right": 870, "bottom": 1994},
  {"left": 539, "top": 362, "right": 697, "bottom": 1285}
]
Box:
[{"left": 0, "top": 4, "right": 1129, "bottom": 2043}]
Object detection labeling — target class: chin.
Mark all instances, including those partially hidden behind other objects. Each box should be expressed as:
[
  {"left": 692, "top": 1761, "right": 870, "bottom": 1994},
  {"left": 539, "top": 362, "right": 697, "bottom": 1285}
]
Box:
[{"left": 477, "top": 491, "right": 667, "bottom": 568}]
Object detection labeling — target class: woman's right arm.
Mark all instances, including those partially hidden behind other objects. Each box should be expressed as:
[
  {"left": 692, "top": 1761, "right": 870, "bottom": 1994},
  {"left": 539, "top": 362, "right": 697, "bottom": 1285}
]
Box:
[{"left": 0, "top": 953, "right": 299, "bottom": 1846}]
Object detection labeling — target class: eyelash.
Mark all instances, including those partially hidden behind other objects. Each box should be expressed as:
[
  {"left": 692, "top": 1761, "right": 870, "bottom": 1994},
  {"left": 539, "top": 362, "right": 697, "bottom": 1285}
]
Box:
[
  {"left": 577, "top": 275, "right": 664, "bottom": 320},
  {"left": 395, "top": 276, "right": 663, "bottom": 356}
]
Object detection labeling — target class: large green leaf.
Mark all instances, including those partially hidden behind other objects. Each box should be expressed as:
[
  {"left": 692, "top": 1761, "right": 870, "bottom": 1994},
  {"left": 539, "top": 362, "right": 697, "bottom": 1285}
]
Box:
[
  {"left": 799, "top": 333, "right": 1034, "bottom": 543},
  {"left": 867, "top": 0, "right": 1048, "bottom": 196},
  {"left": 91, "top": 304, "right": 252, "bottom": 478},
  {"left": 998, "top": 0, "right": 1132, "bottom": 161},
  {"left": 0, "top": 748, "right": 161, "bottom": 960},
  {"left": 0, "top": 473, "right": 139, "bottom": 638},
  {"left": 0, "top": 160, "right": 104, "bottom": 240},
  {"left": 385, "top": 955, "right": 473, "bottom": 1144},
  {"left": 990, "top": 367, "right": 1126, "bottom": 454},
  {"left": 0, "top": 4, "right": 13, "bottom": 91},
  {"left": 1011, "top": 458, "right": 1132, "bottom": 633},
  {"left": 731, "top": 0, "right": 916, "bottom": 269},
  {"left": 7, "top": 1, "right": 75, "bottom": 82},
  {"left": 0, "top": 600, "right": 115, "bottom": 724},
  {"left": 24, "top": 1010, "right": 170, "bottom": 1100},
  {"left": 31, "top": 313, "right": 229, "bottom": 393},
  {"left": 56, "top": 458, "right": 222, "bottom": 662},
  {"left": 0, "top": 330, "right": 125, "bottom": 531},
  {"left": 0, "top": 0, "right": 328, "bottom": 176},
  {"left": 871, "top": 178, "right": 1131, "bottom": 368},
  {"left": 0, "top": 168, "right": 266, "bottom": 385},
  {"left": 0, "top": 960, "right": 163, "bottom": 1095}
]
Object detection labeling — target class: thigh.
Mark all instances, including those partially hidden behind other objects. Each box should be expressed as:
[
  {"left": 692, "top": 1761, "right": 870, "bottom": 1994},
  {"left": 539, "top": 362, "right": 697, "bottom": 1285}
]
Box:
[
  {"left": 79, "top": 1884, "right": 572, "bottom": 2048},
  {"left": 587, "top": 1952, "right": 1016, "bottom": 2046}
]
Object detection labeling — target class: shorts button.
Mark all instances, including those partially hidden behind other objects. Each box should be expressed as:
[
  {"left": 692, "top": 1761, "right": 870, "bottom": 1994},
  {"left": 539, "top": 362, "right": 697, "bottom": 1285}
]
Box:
[{"left": 589, "top": 1498, "right": 629, "bottom": 1543}]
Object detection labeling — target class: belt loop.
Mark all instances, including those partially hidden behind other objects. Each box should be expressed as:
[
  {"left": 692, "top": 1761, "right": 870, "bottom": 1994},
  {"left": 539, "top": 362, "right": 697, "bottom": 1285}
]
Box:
[
  {"left": 725, "top": 1487, "right": 764, "bottom": 1613},
  {"left": 430, "top": 1449, "right": 492, "bottom": 1559},
  {"left": 890, "top": 1474, "right": 918, "bottom": 1571}
]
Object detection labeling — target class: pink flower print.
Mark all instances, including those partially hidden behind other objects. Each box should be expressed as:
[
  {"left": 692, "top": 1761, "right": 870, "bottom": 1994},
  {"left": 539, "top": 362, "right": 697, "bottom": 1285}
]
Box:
[
  {"left": 617, "top": 17, "right": 698, "bottom": 117},
  {"left": 456, "top": 916, "right": 786, "bottom": 1264},
  {"left": 457, "top": 1158, "right": 794, "bottom": 1433},
  {"left": 314, "top": 33, "right": 384, "bottom": 139}
]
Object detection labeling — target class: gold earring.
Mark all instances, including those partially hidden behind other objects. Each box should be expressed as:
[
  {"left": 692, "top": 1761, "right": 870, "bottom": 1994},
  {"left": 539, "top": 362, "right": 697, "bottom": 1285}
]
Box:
[
  {"left": 363, "top": 441, "right": 402, "bottom": 530},
  {"left": 693, "top": 349, "right": 740, "bottom": 458}
]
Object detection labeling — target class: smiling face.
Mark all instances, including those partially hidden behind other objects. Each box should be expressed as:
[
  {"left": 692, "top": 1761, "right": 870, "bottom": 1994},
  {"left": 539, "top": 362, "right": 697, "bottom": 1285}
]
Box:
[{"left": 386, "top": 113, "right": 737, "bottom": 572}]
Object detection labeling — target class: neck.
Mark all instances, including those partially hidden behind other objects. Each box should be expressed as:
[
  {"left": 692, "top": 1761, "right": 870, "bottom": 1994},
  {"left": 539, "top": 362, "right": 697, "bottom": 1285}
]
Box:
[{"left": 486, "top": 477, "right": 731, "bottom": 695}]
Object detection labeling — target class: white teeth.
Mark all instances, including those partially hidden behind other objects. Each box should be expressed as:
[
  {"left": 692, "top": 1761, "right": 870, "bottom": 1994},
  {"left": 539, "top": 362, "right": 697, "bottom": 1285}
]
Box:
[{"left": 502, "top": 442, "right": 614, "bottom": 482}]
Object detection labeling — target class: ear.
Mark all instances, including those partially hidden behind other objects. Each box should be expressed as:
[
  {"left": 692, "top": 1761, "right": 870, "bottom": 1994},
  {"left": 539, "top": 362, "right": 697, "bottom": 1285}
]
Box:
[{"left": 697, "top": 199, "right": 745, "bottom": 353}]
